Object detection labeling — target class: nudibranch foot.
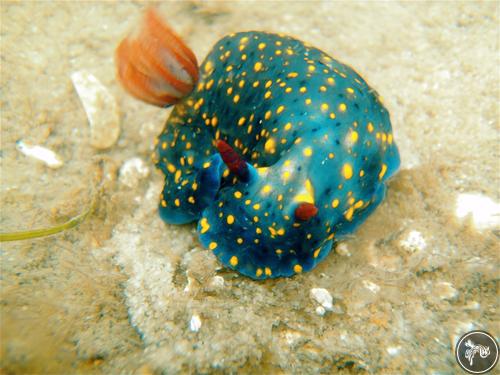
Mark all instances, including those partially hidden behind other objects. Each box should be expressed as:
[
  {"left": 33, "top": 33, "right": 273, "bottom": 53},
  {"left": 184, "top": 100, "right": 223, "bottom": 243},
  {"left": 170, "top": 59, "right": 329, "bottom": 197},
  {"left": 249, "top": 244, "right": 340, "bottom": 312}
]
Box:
[{"left": 115, "top": 7, "right": 198, "bottom": 107}]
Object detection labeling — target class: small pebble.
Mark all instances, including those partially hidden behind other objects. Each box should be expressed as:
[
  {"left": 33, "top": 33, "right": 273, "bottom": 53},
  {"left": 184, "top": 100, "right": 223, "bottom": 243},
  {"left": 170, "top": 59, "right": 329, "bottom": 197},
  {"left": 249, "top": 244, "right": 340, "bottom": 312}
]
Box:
[
  {"left": 400, "top": 230, "right": 427, "bottom": 253},
  {"left": 362, "top": 280, "right": 381, "bottom": 294},
  {"left": 71, "top": 70, "right": 120, "bottom": 149},
  {"left": 119, "top": 157, "right": 150, "bottom": 188},
  {"left": 209, "top": 276, "right": 225, "bottom": 289},
  {"left": 16, "top": 140, "right": 63, "bottom": 169},
  {"left": 189, "top": 314, "right": 202, "bottom": 332},
  {"left": 434, "top": 281, "right": 458, "bottom": 301},
  {"left": 386, "top": 346, "right": 401, "bottom": 356},
  {"left": 310, "top": 288, "right": 333, "bottom": 311},
  {"left": 336, "top": 243, "right": 351, "bottom": 257},
  {"left": 315, "top": 306, "right": 326, "bottom": 316}
]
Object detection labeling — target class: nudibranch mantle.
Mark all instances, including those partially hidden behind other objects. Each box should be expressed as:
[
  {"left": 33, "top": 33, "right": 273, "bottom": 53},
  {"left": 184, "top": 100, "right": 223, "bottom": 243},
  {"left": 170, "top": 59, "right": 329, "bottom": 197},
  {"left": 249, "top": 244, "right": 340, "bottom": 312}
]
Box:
[
  {"left": 151, "top": 32, "right": 400, "bottom": 279},
  {"left": 117, "top": 15, "right": 400, "bottom": 279}
]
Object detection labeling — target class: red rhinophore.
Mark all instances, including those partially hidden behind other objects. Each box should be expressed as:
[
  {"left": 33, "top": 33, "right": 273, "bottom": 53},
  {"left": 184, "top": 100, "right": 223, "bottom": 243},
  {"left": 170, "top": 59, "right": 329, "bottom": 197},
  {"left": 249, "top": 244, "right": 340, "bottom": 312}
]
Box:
[
  {"left": 216, "top": 140, "right": 249, "bottom": 182},
  {"left": 115, "top": 7, "right": 199, "bottom": 107},
  {"left": 295, "top": 202, "right": 318, "bottom": 221}
]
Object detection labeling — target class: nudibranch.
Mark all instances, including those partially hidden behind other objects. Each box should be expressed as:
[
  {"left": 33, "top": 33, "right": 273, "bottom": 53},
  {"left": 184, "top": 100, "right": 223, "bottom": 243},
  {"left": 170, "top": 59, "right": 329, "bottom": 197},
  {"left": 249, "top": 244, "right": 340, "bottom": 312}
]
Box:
[{"left": 116, "top": 8, "right": 400, "bottom": 279}]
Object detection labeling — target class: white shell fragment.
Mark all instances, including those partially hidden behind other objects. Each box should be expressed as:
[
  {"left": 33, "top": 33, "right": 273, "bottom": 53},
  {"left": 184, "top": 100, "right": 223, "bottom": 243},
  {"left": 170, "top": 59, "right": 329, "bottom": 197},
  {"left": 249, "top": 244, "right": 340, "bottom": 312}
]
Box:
[
  {"left": 16, "top": 140, "right": 63, "bottom": 169},
  {"left": 119, "top": 157, "right": 150, "bottom": 188},
  {"left": 189, "top": 314, "right": 202, "bottom": 332},
  {"left": 71, "top": 70, "right": 120, "bottom": 149},
  {"left": 455, "top": 193, "right": 500, "bottom": 230},
  {"left": 310, "top": 288, "right": 333, "bottom": 311}
]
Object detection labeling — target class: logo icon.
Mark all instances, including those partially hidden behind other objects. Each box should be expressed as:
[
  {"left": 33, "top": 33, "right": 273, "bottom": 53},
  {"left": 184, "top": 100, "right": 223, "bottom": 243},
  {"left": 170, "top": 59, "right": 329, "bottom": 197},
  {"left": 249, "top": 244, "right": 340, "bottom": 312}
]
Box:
[{"left": 456, "top": 331, "right": 498, "bottom": 374}]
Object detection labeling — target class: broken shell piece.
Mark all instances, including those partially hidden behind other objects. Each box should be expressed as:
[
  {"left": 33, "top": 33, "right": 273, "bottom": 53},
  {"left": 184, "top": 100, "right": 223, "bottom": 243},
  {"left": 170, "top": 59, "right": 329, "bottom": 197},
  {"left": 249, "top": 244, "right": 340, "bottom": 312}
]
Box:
[
  {"left": 16, "top": 140, "right": 63, "bottom": 169},
  {"left": 189, "top": 314, "right": 202, "bottom": 332},
  {"left": 71, "top": 70, "right": 120, "bottom": 149},
  {"left": 310, "top": 288, "right": 333, "bottom": 311}
]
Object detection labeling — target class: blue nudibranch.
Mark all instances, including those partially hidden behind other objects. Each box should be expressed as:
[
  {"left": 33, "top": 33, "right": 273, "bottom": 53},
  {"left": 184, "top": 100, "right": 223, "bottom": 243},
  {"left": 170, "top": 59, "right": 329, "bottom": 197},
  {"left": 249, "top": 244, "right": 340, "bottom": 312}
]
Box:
[{"left": 116, "top": 8, "right": 400, "bottom": 279}]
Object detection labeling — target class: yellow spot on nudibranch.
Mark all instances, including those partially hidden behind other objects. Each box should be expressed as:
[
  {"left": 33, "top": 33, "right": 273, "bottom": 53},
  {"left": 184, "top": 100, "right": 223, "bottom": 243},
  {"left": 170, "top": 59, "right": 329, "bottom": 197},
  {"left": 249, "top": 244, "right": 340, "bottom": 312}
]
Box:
[
  {"left": 284, "top": 122, "right": 292, "bottom": 131},
  {"left": 293, "top": 179, "right": 315, "bottom": 204},
  {"left": 253, "top": 203, "right": 261, "bottom": 210},
  {"left": 303, "top": 147, "right": 313, "bottom": 157},
  {"left": 230, "top": 256, "right": 238, "bottom": 267},
  {"left": 344, "top": 207, "right": 354, "bottom": 221},
  {"left": 367, "top": 122, "right": 374, "bottom": 133},
  {"left": 339, "top": 103, "right": 347, "bottom": 112},
  {"left": 261, "top": 185, "right": 272, "bottom": 194},
  {"left": 174, "top": 170, "right": 182, "bottom": 183},
  {"left": 342, "top": 163, "right": 353, "bottom": 179},
  {"left": 276, "top": 105, "right": 285, "bottom": 114},
  {"left": 254, "top": 61, "right": 263, "bottom": 71},
  {"left": 258, "top": 42, "right": 266, "bottom": 50},
  {"left": 204, "top": 60, "right": 213, "bottom": 73},
  {"left": 264, "top": 267, "right": 272, "bottom": 276},
  {"left": 313, "top": 248, "right": 321, "bottom": 258},
  {"left": 350, "top": 130, "right": 359, "bottom": 143},
  {"left": 167, "top": 163, "right": 176, "bottom": 173},
  {"left": 234, "top": 191, "right": 242, "bottom": 199},
  {"left": 174, "top": 198, "right": 180, "bottom": 207},
  {"left": 264, "top": 138, "right": 276, "bottom": 153},
  {"left": 294, "top": 264, "right": 303, "bottom": 273},
  {"left": 379, "top": 164, "right": 388, "bottom": 180},
  {"left": 282, "top": 170, "right": 291, "bottom": 182},
  {"left": 320, "top": 103, "right": 329, "bottom": 112},
  {"left": 331, "top": 199, "right": 339, "bottom": 208},
  {"left": 209, "top": 242, "right": 217, "bottom": 250},
  {"left": 233, "top": 94, "right": 240, "bottom": 103},
  {"left": 256, "top": 268, "right": 263, "bottom": 277},
  {"left": 200, "top": 218, "right": 210, "bottom": 234},
  {"left": 227, "top": 215, "right": 235, "bottom": 225},
  {"left": 237, "top": 238, "right": 243, "bottom": 244}
]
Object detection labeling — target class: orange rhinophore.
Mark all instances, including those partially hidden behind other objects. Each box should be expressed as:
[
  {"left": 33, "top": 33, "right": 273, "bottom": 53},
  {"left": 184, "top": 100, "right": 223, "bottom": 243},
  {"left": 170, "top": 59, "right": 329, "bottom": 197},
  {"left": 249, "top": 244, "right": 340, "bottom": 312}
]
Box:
[{"left": 115, "top": 7, "right": 199, "bottom": 107}]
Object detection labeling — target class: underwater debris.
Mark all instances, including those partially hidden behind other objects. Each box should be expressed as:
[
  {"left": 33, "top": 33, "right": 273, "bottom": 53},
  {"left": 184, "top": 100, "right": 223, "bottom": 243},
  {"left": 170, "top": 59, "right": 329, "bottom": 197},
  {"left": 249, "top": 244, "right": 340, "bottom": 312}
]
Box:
[
  {"left": 71, "top": 70, "right": 120, "bottom": 149},
  {"left": 0, "top": 191, "right": 97, "bottom": 242},
  {"left": 15, "top": 140, "right": 63, "bottom": 169}
]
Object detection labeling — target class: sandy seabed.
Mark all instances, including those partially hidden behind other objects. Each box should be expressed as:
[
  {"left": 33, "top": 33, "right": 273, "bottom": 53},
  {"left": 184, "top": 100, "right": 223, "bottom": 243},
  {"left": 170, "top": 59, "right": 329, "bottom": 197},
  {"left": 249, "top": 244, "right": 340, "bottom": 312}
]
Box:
[{"left": 1, "top": 1, "right": 498, "bottom": 374}]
